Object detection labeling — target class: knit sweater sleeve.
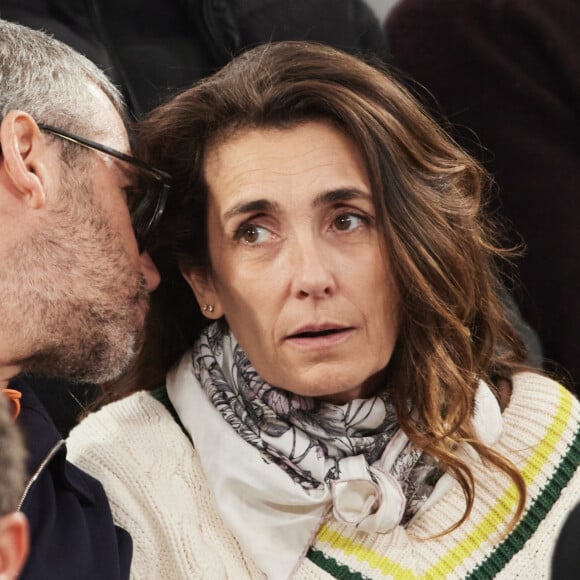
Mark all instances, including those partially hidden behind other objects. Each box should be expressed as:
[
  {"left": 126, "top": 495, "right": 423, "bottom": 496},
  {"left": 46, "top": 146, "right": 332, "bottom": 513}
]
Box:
[{"left": 66, "top": 391, "right": 262, "bottom": 579}]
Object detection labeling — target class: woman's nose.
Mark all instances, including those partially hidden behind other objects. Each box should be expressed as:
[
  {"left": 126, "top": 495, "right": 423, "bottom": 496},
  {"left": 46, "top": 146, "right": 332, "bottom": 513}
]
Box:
[
  {"left": 290, "top": 240, "right": 336, "bottom": 299},
  {"left": 139, "top": 251, "right": 161, "bottom": 292}
]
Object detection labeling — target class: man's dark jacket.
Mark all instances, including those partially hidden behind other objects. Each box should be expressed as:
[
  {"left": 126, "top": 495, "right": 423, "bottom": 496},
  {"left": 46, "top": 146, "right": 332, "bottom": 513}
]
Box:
[
  {"left": 552, "top": 502, "right": 580, "bottom": 579},
  {"left": 13, "top": 378, "right": 132, "bottom": 579}
]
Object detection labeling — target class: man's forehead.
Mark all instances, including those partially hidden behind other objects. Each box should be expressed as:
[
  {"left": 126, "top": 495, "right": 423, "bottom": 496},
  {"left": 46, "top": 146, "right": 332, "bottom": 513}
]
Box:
[{"left": 85, "top": 83, "right": 130, "bottom": 153}]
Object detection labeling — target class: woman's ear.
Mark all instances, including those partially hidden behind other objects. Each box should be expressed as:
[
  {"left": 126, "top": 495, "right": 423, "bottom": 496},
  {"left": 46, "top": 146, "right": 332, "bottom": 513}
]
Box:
[
  {"left": 180, "top": 263, "right": 224, "bottom": 319},
  {"left": 0, "top": 111, "right": 50, "bottom": 210}
]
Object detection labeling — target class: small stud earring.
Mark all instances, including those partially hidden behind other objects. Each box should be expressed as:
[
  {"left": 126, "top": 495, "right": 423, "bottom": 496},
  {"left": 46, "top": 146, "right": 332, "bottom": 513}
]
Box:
[{"left": 202, "top": 304, "right": 215, "bottom": 313}]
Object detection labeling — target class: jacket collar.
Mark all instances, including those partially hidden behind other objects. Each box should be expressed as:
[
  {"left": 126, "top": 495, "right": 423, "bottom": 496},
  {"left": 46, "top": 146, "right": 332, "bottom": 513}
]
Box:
[{"left": 10, "top": 376, "right": 63, "bottom": 477}]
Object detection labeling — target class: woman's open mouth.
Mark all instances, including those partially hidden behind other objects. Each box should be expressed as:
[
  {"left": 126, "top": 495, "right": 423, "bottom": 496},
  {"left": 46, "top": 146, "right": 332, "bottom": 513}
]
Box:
[{"left": 286, "top": 325, "right": 354, "bottom": 348}]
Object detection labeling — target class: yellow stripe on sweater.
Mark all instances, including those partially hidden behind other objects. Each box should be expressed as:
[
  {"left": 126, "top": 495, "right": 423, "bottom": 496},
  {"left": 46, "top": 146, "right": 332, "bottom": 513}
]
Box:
[{"left": 315, "top": 385, "right": 576, "bottom": 579}]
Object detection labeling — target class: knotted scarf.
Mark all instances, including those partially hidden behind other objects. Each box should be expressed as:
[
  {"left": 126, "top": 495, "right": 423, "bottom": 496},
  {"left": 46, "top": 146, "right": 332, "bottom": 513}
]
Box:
[{"left": 167, "top": 323, "right": 503, "bottom": 579}]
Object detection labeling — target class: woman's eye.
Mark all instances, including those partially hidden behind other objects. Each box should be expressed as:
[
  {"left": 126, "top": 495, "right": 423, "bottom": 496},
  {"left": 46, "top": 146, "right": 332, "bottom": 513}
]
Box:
[
  {"left": 237, "top": 224, "right": 270, "bottom": 244},
  {"left": 332, "top": 213, "right": 366, "bottom": 232}
]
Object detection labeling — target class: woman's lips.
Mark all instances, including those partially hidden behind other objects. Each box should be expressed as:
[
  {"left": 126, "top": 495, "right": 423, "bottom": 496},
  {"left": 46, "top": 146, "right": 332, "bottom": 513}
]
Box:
[{"left": 285, "top": 326, "right": 355, "bottom": 349}]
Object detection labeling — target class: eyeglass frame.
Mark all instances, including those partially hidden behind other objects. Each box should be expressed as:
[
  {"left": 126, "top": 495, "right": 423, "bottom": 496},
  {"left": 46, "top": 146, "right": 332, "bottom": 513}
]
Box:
[{"left": 37, "top": 122, "right": 171, "bottom": 251}]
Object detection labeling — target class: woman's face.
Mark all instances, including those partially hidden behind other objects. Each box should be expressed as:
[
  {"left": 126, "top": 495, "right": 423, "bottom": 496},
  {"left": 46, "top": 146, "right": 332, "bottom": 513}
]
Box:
[{"left": 184, "top": 121, "right": 400, "bottom": 403}]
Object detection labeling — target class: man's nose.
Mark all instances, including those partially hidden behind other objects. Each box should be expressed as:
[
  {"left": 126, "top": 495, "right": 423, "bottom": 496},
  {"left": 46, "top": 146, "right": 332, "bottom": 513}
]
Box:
[{"left": 139, "top": 251, "right": 161, "bottom": 292}]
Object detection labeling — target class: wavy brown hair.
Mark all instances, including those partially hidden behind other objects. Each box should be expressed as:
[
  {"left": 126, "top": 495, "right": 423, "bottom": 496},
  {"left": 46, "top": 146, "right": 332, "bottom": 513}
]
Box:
[{"left": 111, "top": 41, "right": 529, "bottom": 533}]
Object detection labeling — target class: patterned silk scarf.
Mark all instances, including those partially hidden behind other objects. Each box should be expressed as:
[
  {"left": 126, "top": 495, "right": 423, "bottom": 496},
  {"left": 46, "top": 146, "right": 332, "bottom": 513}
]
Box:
[
  {"left": 167, "top": 323, "right": 503, "bottom": 579},
  {"left": 195, "top": 322, "right": 440, "bottom": 516}
]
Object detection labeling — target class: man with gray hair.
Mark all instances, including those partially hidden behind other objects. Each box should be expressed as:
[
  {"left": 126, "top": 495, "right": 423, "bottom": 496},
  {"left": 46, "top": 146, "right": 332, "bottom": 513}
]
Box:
[{"left": 0, "top": 18, "right": 165, "bottom": 578}]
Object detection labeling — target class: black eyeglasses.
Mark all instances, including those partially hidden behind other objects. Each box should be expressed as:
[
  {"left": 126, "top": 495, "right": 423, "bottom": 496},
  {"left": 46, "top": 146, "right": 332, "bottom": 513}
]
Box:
[{"left": 38, "top": 123, "right": 170, "bottom": 251}]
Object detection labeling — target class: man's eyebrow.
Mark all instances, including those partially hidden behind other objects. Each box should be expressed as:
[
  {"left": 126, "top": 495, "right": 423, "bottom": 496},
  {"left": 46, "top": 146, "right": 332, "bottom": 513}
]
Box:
[
  {"left": 312, "top": 188, "right": 372, "bottom": 207},
  {"left": 223, "top": 198, "right": 281, "bottom": 220},
  {"left": 107, "top": 151, "right": 139, "bottom": 180},
  {"left": 117, "top": 163, "right": 138, "bottom": 180}
]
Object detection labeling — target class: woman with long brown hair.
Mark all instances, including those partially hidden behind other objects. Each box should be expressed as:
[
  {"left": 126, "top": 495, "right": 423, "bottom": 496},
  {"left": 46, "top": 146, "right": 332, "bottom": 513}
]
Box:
[{"left": 68, "top": 41, "right": 580, "bottom": 579}]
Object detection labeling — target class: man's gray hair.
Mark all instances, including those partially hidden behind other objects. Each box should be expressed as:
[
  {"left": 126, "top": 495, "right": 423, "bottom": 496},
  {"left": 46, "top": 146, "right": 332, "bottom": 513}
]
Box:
[
  {"left": 0, "top": 394, "right": 25, "bottom": 515},
  {"left": 0, "top": 19, "right": 125, "bottom": 138}
]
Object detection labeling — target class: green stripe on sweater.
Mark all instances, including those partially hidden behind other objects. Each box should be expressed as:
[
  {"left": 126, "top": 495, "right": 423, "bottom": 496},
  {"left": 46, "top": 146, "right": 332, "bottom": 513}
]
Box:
[
  {"left": 307, "top": 424, "right": 580, "bottom": 579},
  {"left": 464, "top": 424, "right": 580, "bottom": 579},
  {"left": 308, "top": 548, "right": 371, "bottom": 580}
]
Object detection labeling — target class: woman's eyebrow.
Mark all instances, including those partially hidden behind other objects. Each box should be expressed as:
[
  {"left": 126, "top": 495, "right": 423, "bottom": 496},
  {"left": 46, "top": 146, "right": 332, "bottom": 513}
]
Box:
[
  {"left": 312, "top": 188, "right": 372, "bottom": 208},
  {"left": 223, "top": 188, "right": 371, "bottom": 220},
  {"left": 223, "top": 198, "right": 281, "bottom": 220}
]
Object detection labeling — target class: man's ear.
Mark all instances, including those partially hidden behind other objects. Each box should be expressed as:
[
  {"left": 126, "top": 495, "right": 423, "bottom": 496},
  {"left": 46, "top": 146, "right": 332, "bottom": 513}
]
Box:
[
  {"left": 0, "top": 512, "right": 29, "bottom": 580},
  {"left": 180, "top": 263, "right": 224, "bottom": 319},
  {"left": 0, "top": 111, "right": 50, "bottom": 210}
]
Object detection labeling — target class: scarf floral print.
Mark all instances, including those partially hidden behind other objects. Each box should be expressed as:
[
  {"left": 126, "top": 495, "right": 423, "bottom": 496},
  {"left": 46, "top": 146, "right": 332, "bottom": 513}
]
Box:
[
  {"left": 168, "top": 323, "right": 503, "bottom": 578},
  {"left": 192, "top": 322, "right": 441, "bottom": 523}
]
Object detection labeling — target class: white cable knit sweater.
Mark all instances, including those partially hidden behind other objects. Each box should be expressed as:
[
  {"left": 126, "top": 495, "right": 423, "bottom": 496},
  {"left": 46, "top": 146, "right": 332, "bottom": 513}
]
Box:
[{"left": 67, "top": 372, "right": 580, "bottom": 579}]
